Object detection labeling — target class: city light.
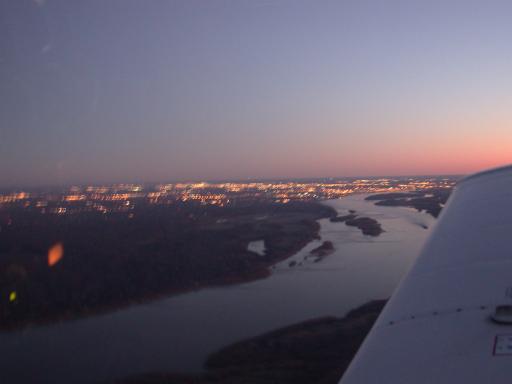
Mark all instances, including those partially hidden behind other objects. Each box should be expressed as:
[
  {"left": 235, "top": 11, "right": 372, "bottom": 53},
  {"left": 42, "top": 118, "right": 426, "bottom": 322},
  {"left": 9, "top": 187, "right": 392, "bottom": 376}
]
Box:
[{"left": 0, "top": 177, "right": 458, "bottom": 216}]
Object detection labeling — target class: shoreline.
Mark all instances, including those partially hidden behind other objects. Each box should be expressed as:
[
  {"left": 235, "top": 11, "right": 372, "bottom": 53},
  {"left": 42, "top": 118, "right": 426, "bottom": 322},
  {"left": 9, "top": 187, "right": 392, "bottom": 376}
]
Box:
[
  {"left": 1, "top": 203, "right": 336, "bottom": 332},
  {"left": 114, "top": 299, "right": 387, "bottom": 384}
]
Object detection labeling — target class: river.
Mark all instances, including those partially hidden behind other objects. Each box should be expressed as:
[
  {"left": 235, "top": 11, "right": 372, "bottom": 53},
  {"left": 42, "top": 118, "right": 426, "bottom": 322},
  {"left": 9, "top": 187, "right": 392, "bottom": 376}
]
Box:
[{"left": 0, "top": 195, "right": 435, "bottom": 384}]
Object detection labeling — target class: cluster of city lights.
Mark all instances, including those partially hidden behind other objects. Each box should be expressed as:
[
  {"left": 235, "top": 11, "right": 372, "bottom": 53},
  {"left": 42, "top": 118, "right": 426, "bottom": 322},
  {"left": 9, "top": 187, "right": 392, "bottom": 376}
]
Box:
[{"left": 0, "top": 177, "right": 457, "bottom": 216}]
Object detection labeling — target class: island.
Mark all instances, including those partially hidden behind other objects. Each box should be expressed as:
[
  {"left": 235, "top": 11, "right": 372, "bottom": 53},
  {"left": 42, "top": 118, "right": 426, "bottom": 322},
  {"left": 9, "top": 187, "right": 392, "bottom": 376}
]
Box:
[
  {"left": 345, "top": 217, "right": 384, "bottom": 236},
  {"left": 114, "top": 300, "right": 387, "bottom": 384},
  {"left": 330, "top": 212, "right": 383, "bottom": 237},
  {"left": 309, "top": 240, "right": 335, "bottom": 262}
]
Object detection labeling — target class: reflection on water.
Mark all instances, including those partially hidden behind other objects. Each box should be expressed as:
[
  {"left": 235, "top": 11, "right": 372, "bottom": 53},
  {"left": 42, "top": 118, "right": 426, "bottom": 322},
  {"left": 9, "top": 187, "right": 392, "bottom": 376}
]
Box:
[{"left": 0, "top": 195, "right": 435, "bottom": 384}]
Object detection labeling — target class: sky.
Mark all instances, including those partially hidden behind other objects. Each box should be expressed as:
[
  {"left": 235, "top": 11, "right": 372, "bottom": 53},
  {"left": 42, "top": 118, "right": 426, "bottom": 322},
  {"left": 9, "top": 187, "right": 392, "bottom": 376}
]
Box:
[{"left": 1, "top": 0, "right": 512, "bottom": 186}]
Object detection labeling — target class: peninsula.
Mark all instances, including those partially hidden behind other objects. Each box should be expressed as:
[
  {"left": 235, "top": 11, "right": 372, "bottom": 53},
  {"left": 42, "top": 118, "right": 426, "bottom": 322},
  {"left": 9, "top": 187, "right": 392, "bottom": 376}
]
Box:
[
  {"left": 114, "top": 300, "right": 387, "bottom": 384},
  {"left": 365, "top": 189, "right": 452, "bottom": 218}
]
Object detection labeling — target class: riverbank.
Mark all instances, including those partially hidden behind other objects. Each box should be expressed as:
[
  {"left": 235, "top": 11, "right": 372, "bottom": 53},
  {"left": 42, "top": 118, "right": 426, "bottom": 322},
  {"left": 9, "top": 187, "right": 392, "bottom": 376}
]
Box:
[
  {"left": 1, "top": 201, "right": 336, "bottom": 331},
  {"left": 365, "top": 189, "right": 451, "bottom": 218},
  {"left": 114, "top": 300, "right": 387, "bottom": 384}
]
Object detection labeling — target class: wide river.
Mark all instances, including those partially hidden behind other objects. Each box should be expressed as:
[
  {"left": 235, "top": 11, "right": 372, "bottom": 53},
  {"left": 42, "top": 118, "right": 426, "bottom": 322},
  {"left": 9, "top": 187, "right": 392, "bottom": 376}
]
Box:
[{"left": 1, "top": 195, "right": 436, "bottom": 384}]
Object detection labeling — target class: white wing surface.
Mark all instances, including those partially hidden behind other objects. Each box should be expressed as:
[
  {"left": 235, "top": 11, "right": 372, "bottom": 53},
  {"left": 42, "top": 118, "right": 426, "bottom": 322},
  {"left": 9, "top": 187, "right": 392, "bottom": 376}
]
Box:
[{"left": 340, "top": 165, "right": 512, "bottom": 384}]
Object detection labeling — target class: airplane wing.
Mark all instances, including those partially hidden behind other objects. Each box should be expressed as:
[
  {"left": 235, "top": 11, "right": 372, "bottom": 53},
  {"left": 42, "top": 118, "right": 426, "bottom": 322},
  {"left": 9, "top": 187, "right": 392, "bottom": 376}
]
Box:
[{"left": 340, "top": 165, "right": 512, "bottom": 384}]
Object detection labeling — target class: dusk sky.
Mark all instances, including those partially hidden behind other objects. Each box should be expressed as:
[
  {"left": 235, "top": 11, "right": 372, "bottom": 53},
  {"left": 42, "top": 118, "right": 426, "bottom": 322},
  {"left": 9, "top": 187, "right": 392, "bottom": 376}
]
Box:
[{"left": 1, "top": 0, "right": 512, "bottom": 186}]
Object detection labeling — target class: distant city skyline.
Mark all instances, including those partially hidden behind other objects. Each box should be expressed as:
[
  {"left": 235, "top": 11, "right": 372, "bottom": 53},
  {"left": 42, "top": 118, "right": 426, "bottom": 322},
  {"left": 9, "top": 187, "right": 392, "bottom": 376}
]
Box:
[
  {"left": 1, "top": 0, "right": 511, "bottom": 186},
  {"left": 0, "top": 176, "right": 457, "bottom": 213},
  {"left": 3, "top": 174, "right": 463, "bottom": 190}
]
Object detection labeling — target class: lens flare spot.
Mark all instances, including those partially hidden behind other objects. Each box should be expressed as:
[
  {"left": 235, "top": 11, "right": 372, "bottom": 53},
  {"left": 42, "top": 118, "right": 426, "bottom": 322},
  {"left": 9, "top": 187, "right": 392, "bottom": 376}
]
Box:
[
  {"left": 9, "top": 291, "right": 16, "bottom": 302},
  {"left": 48, "top": 242, "right": 64, "bottom": 267}
]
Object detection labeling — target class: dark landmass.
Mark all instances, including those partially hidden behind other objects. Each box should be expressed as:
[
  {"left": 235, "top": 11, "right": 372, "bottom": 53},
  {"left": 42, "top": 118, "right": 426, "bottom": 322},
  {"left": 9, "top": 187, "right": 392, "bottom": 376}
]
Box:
[
  {"left": 113, "top": 300, "right": 387, "bottom": 384},
  {"left": 0, "top": 201, "right": 336, "bottom": 330},
  {"left": 310, "top": 240, "right": 334, "bottom": 256},
  {"left": 330, "top": 211, "right": 383, "bottom": 237},
  {"left": 345, "top": 217, "right": 384, "bottom": 236},
  {"left": 365, "top": 188, "right": 452, "bottom": 218},
  {"left": 329, "top": 214, "right": 357, "bottom": 223},
  {"left": 365, "top": 192, "right": 420, "bottom": 201},
  {"left": 309, "top": 241, "right": 335, "bottom": 262}
]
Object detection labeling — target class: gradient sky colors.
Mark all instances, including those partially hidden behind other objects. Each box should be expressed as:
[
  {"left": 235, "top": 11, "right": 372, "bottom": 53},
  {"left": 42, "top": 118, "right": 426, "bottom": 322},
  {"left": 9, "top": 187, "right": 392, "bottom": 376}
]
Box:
[{"left": 1, "top": 0, "right": 512, "bottom": 186}]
